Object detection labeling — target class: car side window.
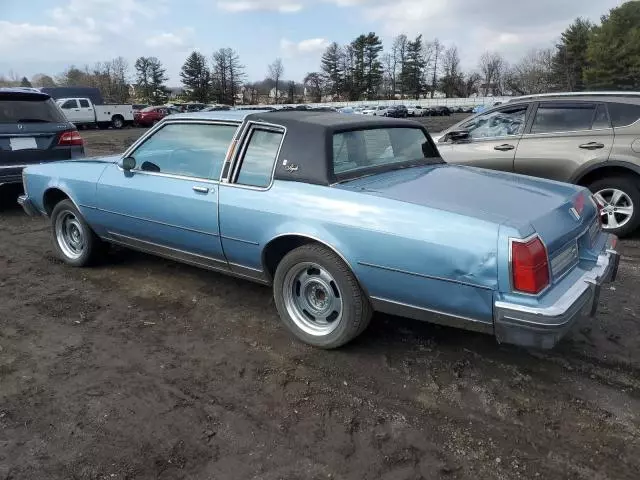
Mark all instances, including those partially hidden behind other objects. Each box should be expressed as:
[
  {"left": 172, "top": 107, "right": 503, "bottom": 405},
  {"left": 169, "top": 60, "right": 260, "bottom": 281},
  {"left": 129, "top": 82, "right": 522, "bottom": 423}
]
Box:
[
  {"left": 79, "top": 99, "right": 90, "bottom": 108},
  {"left": 530, "top": 103, "right": 596, "bottom": 134},
  {"left": 235, "top": 128, "right": 283, "bottom": 188},
  {"left": 460, "top": 105, "right": 527, "bottom": 139},
  {"left": 60, "top": 100, "right": 77, "bottom": 109},
  {"left": 607, "top": 103, "right": 640, "bottom": 128},
  {"left": 131, "top": 122, "right": 239, "bottom": 179}
]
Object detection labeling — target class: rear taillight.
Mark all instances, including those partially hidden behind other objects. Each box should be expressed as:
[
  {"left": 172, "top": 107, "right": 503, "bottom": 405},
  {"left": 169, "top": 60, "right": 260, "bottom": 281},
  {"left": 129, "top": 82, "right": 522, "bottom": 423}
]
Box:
[
  {"left": 511, "top": 236, "right": 550, "bottom": 294},
  {"left": 58, "top": 130, "right": 83, "bottom": 146},
  {"left": 573, "top": 192, "right": 585, "bottom": 216}
]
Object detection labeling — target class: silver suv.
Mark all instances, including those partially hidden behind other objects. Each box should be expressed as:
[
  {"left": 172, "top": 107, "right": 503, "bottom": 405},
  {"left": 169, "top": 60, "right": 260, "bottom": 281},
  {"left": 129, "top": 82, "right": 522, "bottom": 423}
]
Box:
[{"left": 436, "top": 92, "right": 640, "bottom": 237}]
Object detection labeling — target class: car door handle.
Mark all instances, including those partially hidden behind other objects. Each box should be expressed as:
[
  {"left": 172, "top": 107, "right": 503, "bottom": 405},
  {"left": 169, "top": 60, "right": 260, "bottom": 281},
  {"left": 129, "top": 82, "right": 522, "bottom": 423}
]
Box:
[
  {"left": 192, "top": 186, "right": 209, "bottom": 194},
  {"left": 579, "top": 142, "right": 605, "bottom": 150},
  {"left": 494, "top": 144, "right": 515, "bottom": 151}
]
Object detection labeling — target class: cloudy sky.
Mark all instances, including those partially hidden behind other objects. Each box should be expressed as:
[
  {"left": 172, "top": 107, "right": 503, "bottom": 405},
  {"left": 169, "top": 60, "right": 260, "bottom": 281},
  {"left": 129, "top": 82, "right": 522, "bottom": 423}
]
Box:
[{"left": 0, "top": 0, "right": 624, "bottom": 86}]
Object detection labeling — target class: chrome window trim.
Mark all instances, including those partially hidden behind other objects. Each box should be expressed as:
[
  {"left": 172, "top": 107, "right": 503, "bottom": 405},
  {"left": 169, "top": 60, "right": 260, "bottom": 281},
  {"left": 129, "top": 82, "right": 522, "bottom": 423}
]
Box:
[
  {"left": 120, "top": 119, "right": 242, "bottom": 182},
  {"left": 223, "top": 120, "right": 287, "bottom": 192},
  {"left": 358, "top": 261, "right": 494, "bottom": 291},
  {"left": 507, "top": 233, "right": 552, "bottom": 297}
]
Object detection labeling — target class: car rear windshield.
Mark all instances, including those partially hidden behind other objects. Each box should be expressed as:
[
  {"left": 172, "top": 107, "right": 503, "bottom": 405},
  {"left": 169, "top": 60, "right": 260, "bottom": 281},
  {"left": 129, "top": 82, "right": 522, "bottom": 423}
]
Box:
[
  {"left": 140, "top": 106, "right": 157, "bottom": 112},
  {"left": 0, "top": 96, "right": 67, "bottom": 124},
  {"left": 333, "top": 127, "right": 439, "bottom": 177}
]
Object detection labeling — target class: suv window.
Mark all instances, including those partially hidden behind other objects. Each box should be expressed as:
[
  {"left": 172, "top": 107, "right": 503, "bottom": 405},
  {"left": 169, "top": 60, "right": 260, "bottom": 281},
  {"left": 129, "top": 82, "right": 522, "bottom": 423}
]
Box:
[
  {"left": 461, "top": 105, "right": 527, "bottom": 139},
  {"left": 531, "top": 103, "right": 597, "bottom": 134},
  {"left": 60, "top": 99, "right": 78, "bottom": 109},
  {"left": 132, "top": 122, "right": 239, "bottom": 179},
  {"left": 236, "top": 128, "right": 283, "bottom": 188},
  {"left": 79, "top": 99, "right": 90, "bottom": 108},
  {"left": 607, "top": 103, "right": 640, "bottom": 128},
  {"left": 0, "top": 96, "right": 67, "bottom": 123}
]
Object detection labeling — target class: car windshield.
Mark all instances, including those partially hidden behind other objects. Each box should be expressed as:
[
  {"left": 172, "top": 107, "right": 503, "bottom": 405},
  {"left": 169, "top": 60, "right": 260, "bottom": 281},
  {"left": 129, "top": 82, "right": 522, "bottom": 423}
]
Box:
[
  {"left": 332, "top": 127, "right": 441, "bottom": 178},
  {"left": 140, "top": 106, "right": 157, "bottom": 112},
  {"left": 0, "top": 97, "right": 66, "bottom": 123}
]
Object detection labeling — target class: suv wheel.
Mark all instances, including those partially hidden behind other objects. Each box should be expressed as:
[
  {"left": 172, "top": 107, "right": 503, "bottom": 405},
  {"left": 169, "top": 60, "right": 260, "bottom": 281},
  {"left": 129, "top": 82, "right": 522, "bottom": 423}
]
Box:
[{"left": 588, "top": 176, "right": 640, "bottom": 237}]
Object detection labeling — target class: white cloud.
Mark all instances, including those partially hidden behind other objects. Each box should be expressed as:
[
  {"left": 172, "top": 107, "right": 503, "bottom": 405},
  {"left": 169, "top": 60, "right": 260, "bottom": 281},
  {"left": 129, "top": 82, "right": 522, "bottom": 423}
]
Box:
[
  {"left": 0, "top": 21, "right": 101, "bottom": 57},
  {"left": 280, "top": 38, "right": 330, "bottom": 57},
  {"left": 217, "top": 0, "right": 304, "bottom": 13},
  {"left": 145, "top": 28, "right": 194, "bottom": 49}
]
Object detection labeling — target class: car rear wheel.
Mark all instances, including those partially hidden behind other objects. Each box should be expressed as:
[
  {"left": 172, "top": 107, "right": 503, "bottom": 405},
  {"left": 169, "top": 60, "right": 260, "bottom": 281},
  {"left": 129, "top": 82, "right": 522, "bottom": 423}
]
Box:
[
  {"left": 273, "top": 244, "right": 372, "bottom": 349},
  {"left": 51, "top": 199, "right": 104, "bottom": 267},
  {"left": 588, "top": 176, "right": 640, "bottom": 237}
]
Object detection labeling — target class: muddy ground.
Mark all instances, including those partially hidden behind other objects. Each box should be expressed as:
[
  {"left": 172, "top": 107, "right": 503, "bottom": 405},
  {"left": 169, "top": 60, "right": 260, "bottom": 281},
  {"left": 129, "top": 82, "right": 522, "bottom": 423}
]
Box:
[{"left": 0, "top": 114, "right": 638, "bottom": 480}]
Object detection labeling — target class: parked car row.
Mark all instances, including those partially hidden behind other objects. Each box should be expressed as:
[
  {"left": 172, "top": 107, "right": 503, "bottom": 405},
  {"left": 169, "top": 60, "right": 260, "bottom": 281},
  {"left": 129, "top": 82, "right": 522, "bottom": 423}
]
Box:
[{"left": 16, "top": 108, "right": 620, "bottom": 352}]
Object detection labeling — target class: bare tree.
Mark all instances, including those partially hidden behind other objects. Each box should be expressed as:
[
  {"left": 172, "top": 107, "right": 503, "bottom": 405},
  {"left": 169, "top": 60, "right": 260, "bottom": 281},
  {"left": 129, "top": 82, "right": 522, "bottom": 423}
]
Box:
[
  {"left": 267, "top": 58, "right": 284, "bottom": 104},
  {"left": 429, "top": 38, "right": 444, "bottom": 98},
  {"left": 478, "top": 51, "right": 507, "bottom": 95},
  {"left": 440, "top": 45, "right": 464, "bottom": 97},
  {"left": 303, "top": 72, "right": 324, "bottom": 102},
  {"left": 391, "top": 34, "right": 408, "bottom": 96},
  {"left": 506, "top": 48, "right": 555, "bottom": 95}
]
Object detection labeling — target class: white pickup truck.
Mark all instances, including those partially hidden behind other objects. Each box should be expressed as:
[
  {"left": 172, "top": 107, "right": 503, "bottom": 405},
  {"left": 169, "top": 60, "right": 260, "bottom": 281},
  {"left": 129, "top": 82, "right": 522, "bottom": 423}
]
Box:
[{"left": 56, "top": 97, "right": 134, "bottom": 129}]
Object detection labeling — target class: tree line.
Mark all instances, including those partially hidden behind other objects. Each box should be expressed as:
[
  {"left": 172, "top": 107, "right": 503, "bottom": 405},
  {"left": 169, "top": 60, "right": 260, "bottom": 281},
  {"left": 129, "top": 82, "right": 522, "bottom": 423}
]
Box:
[{"left": 1, "top": 1, "right": 637, "bottom": 104}]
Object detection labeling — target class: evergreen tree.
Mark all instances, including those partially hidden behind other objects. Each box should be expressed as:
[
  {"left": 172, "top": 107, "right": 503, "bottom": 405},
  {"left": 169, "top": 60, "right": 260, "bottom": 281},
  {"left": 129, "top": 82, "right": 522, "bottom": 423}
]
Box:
[
  {"left": 149, "top": 58, "right": 169, "bottom": 104},
  {"left": 320, "top": 42, "right": 343, "bottom": 98},
  {"left": 584, "top": 2, "right": 640, "bottom": 90},
  {"left": 552, "top": 18, "right": 594, "bottom": 91},
  {"left": 401, "top": 35, "right": 427, "bottom": 99},
  {"left": 20, "top": 77, "right": 32, "bottom": 88},
  {"left": 180, "top": 51, "right": 211, "bottom": 103},
  {"left": 350, "top": 33, "right": 383, "bottom": 100}
]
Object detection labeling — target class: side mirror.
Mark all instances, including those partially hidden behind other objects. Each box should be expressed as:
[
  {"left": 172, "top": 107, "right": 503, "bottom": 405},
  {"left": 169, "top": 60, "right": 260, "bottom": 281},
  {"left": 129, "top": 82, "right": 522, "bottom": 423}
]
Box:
[
  {"left": 445, "top": 129, "right": 470, "bottom": 143},
  {"left": 119, "top": 156, "right": 136, "bottom": 171}
]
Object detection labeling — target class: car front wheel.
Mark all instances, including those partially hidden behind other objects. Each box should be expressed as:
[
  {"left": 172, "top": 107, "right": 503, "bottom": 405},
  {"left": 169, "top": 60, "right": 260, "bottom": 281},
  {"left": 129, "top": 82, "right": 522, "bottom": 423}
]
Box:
[
  {"left": 273, "top": 244, "right": 372, "bottom": 349},
  {"left": 589, "top": 176, "right": 640, "bottom": 237},
  {"left": 51, "top": 199, "right": 104, "bottom": 267}
]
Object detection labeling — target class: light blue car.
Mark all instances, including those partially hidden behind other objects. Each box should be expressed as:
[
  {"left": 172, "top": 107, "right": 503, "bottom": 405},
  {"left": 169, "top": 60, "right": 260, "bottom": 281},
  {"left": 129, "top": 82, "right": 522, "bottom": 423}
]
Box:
[{"left": 18, "top": 110, "right": 620, "bottom": 349}]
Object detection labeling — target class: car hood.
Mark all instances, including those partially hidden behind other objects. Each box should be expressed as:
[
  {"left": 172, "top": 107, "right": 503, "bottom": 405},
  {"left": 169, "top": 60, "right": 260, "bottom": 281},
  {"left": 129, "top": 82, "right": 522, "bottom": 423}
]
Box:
[{"left": 334, "top": 164, "right": 594, "bottom": 254}]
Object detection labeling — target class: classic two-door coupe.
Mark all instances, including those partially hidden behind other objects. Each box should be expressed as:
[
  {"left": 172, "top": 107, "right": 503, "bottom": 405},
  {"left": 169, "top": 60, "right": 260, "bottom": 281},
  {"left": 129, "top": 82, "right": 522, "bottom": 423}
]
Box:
[{"left": 18, "top": 110, "right": 620, "bottom": 349}]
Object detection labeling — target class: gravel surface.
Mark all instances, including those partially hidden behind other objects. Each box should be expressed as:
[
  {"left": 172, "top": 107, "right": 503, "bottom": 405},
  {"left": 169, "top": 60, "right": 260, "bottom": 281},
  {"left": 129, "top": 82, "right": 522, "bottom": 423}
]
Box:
[{"left": 0, "top": 115, "right": 638, "bottom": 479}]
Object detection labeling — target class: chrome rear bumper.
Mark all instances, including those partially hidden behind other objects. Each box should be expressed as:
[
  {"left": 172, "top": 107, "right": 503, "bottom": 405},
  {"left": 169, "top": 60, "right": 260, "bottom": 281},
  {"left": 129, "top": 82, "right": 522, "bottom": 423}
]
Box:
[{"left": 494, "top": 244, "right": 619, "bottom": 349}]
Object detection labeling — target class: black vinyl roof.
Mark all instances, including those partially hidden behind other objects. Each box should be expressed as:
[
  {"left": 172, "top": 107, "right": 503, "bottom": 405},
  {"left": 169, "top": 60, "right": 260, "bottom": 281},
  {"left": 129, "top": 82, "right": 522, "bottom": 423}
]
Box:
[
  {"left": 245, "top": 110, "right": 420, "bottom": 131},
  {"left": 243, "top": 111, "right": 438, "bottom": 185}
]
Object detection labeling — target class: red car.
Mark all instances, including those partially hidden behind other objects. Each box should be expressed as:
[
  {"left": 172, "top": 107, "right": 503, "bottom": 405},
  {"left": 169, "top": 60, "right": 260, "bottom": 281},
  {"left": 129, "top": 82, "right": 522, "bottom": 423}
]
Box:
[{"left": 134, "top": 106, "right": 181, "bottom": 127}]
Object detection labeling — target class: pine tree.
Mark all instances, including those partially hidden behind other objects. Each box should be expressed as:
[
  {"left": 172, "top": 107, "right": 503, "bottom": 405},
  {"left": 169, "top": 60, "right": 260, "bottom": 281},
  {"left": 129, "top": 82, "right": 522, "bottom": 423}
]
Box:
[
  {"left": 552, "top": 18, "right": 594, "bottom": 91},
  {"left": 149, "top": 58, "right": 169, "bottom": 104},
  {"left": 320, "top": 42, "right": 343, "bottom": 98},
  {"left": 20, "top": 77, "right": 32, "bottom": 88},
  {"left": 212, "top": 48, "right": 245, "bottom": 105},
  {"left": 401, "top": 35, "right": 427, "bottom": 99},
  {"left": 584, "top": 2, "right": 640, "bottom": 90},
  {"left": 180, "top": 51, "right": 211, "bottom": 103}
]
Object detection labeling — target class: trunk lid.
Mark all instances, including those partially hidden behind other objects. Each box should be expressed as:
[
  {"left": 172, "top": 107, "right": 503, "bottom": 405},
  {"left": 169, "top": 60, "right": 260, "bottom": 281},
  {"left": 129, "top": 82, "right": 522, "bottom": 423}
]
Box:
[
  {"left": 334, "top": 164, "right": 596, "bottom": 255},
  {"left": 0, "top": 123, "right": 76, "bottom": 165}
]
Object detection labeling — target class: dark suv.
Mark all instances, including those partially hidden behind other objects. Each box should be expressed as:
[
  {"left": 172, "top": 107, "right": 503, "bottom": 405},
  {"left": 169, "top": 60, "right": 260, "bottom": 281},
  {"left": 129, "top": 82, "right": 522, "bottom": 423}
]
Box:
[
  {"left": 1, "top": 88, "right": 85, "bottom": 189},
  {"left": 436, "top": 92, "right": 640, "bottom": 237}
]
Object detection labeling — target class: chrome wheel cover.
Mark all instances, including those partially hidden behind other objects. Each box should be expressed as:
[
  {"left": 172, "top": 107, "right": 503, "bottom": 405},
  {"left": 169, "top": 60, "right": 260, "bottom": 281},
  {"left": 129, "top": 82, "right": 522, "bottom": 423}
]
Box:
[
  {"left": 55, "top": 210, "right": 85, "bottom": 260},
  {"left": 283, "top": 262, "right": 343, "bottom": 336},
  {"left": 594, "top": 188, "right": 634, "bottom": 230}
]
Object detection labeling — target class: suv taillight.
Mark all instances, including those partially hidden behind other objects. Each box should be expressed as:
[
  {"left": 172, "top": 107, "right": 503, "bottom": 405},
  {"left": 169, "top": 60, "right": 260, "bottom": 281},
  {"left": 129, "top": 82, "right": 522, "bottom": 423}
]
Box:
[
  {"left": 512, "top": 236, "right": 549, "bottom": 294},
  {"left": 58, "top": 130, "right": 83, "bottom": 146}
]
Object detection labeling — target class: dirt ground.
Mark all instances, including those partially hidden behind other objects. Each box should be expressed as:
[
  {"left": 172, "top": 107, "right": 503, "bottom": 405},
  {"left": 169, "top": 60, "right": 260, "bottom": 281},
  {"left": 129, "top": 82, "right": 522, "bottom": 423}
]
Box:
[{"left": 0, "top": 115, "right": 639, "bottom": 480}]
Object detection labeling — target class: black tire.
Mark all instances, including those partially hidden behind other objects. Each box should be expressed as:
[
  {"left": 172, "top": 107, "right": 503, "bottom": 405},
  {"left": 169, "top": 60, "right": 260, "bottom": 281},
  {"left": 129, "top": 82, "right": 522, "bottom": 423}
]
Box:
[
  {"left": 111, "top": 115, "right": 125, "bottom": 129},
  {"left": 587, "top": 176, "right": 640, "bottom": 238},
  {"left": 51, "top": 199, "right": 105, "bottom": 267},
  {"left": 273, "top": 244, "right": 372, "bottom": 349}
]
